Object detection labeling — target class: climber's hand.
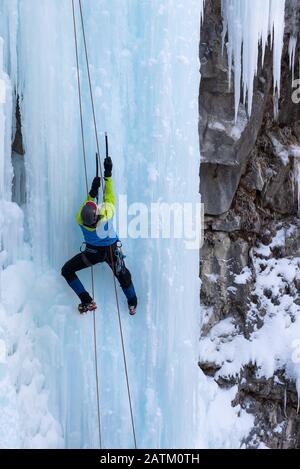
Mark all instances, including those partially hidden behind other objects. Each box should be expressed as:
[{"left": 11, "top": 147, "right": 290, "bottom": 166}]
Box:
[
  {"left": 89, "top": 176, "right": 101, "bottom": 198},
  {"left": 104, "top": 157, "right": 113, "bottom": 178}
]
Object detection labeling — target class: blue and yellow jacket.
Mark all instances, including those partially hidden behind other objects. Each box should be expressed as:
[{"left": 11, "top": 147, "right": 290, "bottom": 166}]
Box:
[{"left": 76, "top": 177, "right": 118, "bottom": 247}]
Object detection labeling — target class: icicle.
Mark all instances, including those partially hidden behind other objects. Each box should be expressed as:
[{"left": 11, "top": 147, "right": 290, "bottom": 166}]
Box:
[
  {"left": 288, "top": 0, "right": 300, "bottom": 85},
  {"left": 289, "top": 36, "right": 297, "bottom": 82},
  {"left": 200, "top": 0, "right": 205, "bottom": 22},
  {"left": 283, "top": 386, "right": 288, "bottom": 418},
  {"left": 296, "top": 377, "right": 300, "bottom": 414},
  {"left": 222, "top": 0, "right": 286, "bottom": 121},
  {"left": 296, "top": 157, "right": 300, "bottom": 218},
  {"left": 290, "top": 145, "right": 300, "bottom": 217},
  {"left": 270, "top": 0, "right": 286, "bottom": 113}
]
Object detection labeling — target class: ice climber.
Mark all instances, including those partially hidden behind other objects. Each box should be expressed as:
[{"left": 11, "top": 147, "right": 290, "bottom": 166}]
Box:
[{"left": 62, "top": 156, "right": 138, "bottom": 315}]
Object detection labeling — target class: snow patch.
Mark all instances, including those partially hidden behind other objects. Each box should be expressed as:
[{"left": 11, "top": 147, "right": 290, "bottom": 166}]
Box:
[
  {"left": 234, "top": 267, "right": 252, "bottom": 285},
  {"left": 200, "top": 225, "right": 300, "bottom": 387}
]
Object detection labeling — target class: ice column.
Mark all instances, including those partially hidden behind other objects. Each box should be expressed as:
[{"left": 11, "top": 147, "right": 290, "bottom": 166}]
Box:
[
  {"left": 0, "top": 37, "right": 12, "bottom": 198},
  {"left": 0, "top": 36, "right": 23, "bottom": 268}
]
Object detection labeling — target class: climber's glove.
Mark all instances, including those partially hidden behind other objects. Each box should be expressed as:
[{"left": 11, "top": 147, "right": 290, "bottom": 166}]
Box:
[
  {"left": 89, "top": 176, "right": 101, "bottom": 199},
  {"left": 104, "top": 157, "right": 113, "bottom": 179}
]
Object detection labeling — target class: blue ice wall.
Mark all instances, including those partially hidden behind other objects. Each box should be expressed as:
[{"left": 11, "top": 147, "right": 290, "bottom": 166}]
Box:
[{"left": 0, "top": 0, "right": 203, "bottom": 448}]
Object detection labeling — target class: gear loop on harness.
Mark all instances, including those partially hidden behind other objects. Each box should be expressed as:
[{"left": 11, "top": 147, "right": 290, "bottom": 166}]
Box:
[{"left": 80, "top": 242, "right": 86, "bottom": 253}]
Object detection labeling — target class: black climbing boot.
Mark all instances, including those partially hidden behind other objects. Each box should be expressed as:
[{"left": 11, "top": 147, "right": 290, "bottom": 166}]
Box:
[
  {"left": 128, "top": 296, "right": 138, "bottom": 316},
  {"left": 78, "top": 301, "right": 97, "bottom": 314}
]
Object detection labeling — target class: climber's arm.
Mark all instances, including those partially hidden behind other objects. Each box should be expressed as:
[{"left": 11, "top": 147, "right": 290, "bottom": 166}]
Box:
[{"left": 99, "top": 177, "right": 115, "bottom": 223}]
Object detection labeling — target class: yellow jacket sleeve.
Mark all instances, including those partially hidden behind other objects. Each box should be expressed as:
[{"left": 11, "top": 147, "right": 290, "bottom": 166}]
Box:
[{"left": 99, "top": 177, "right": 115, "bottom": 223}]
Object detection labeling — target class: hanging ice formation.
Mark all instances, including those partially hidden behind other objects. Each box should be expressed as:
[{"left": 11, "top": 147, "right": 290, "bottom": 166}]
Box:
[
  {"left": 288, "top": 0, "right": 300, "bottom": 82},
  {"left": 289, "top": 35, "right": 297, "bottom": 82},
  {"left": 222, "top": 0, "right": 286, "bottom": 120}
]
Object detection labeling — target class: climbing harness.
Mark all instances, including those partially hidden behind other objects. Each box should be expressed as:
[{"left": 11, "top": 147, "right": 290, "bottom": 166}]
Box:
[
  {"left": 71, "top": 0, "right": 137, "bottom": 449},
  {"left": 81, "top": 241, "right": 126, "bottom": 273}
]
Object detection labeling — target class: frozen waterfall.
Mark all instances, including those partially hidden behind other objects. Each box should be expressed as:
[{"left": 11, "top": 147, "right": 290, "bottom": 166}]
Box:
[
  {"left": 0, "top": 0, "right": 203, "bottom": 449},
  {"left": 0, "top": 0, "right": 291, "bottom": 450}
]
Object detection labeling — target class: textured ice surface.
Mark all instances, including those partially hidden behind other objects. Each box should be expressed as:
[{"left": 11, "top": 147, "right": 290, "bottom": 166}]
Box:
[
  {"left": 222, "top": 0, "right": 286, "bottom": 120},
  {"left": 0, "top": 0, "right": 204, "bottom": 449}
]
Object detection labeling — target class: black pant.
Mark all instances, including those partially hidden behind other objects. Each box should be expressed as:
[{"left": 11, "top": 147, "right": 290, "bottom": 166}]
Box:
[{"left": 61, "top": 243, "right": 136, "bottom": 306}]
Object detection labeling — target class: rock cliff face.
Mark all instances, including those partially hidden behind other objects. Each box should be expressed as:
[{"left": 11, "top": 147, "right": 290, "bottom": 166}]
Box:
[{"left": 200, "top": 0, "right": 300, "bottom": 448}]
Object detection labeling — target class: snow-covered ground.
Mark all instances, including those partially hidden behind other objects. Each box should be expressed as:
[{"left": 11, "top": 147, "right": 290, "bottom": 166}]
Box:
[{"left": 199, "top": 223, "right": 300, "bottom": 418}]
